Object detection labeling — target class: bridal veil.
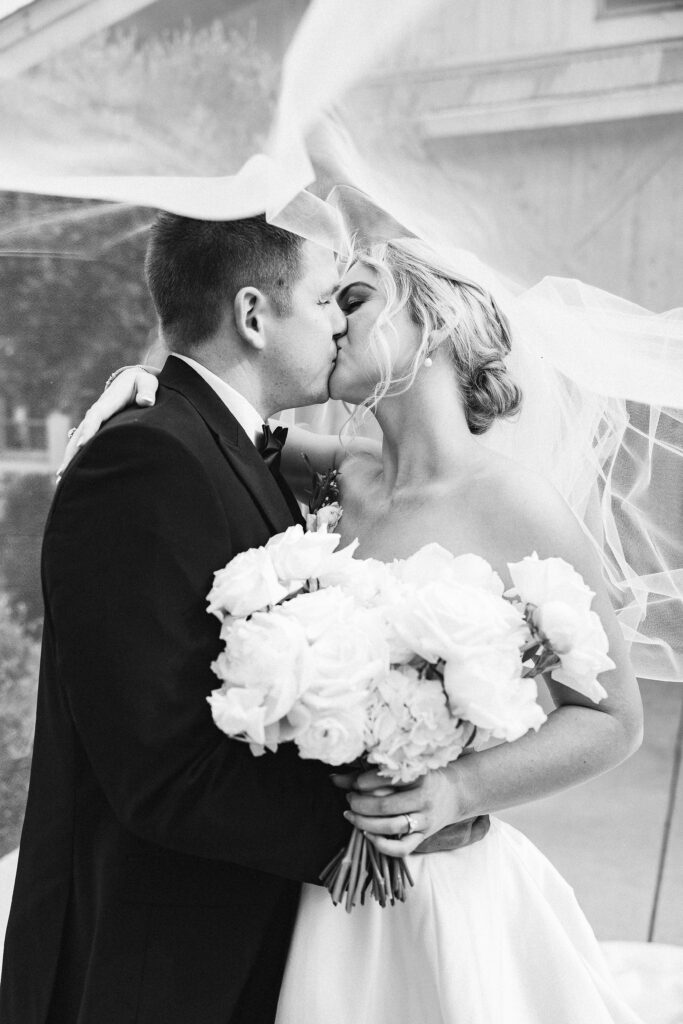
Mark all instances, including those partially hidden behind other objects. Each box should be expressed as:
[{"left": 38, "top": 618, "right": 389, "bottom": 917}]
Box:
[{"left": 0, "top": 0, "right": 680, "bottom": 681}]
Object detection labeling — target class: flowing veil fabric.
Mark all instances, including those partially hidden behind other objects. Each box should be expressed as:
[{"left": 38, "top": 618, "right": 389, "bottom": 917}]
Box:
[{"left": 0, "top": 0, "right": 681, "bottom": 681}]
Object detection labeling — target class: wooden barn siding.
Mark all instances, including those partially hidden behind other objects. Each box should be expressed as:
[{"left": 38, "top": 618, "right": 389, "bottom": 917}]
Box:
[
  {"left": 392, "top": 0, "right": 683, "bottom": 71},
  {"left": 426, "top": 112, "right": 683, "bottom": 310}
]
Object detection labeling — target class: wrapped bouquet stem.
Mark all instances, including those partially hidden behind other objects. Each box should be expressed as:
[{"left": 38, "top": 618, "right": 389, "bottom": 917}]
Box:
[{"left": 320, "top": 759, "right": 416, "bottom": 911}]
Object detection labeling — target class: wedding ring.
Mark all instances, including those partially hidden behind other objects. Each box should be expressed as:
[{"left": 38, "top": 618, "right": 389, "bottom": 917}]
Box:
[
  {"left": 403, "top": 813, "right": 416, "bottom": 836},
  {"left": 67, "top": 427, "right": 77, "bottom": 439},
  {"left": 104, "top": 365, "right": 143, "bottom": 390}
]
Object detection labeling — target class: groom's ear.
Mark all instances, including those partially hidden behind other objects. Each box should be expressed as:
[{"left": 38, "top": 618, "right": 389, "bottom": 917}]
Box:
[{"left": 234, "top": 286, "right": 268, "bottom": 351}]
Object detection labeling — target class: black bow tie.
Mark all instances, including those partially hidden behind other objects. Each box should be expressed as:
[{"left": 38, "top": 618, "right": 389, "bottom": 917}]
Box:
[{"left": 258, "top": 423, "right": 288, "bottom": 474}]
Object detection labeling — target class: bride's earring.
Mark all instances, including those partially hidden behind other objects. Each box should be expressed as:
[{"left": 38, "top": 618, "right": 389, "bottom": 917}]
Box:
[{"left": 424, "top": 356, "right": 433, "bottom": 368}]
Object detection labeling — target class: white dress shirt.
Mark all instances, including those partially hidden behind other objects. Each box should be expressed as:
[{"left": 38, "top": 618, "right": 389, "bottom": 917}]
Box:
[{"left": 170, "top": 353, "right": 265, "bottom": 448}]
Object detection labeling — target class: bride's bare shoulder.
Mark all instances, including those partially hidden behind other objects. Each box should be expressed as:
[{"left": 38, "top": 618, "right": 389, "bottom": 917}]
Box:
[{"left": 474, "top": 454, "right": 592, "bottom": 567}]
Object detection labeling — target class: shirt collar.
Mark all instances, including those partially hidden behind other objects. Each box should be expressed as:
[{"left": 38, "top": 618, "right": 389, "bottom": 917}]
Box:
[{"left": 170, "top": 353, "right": 265, "bottom": 448}]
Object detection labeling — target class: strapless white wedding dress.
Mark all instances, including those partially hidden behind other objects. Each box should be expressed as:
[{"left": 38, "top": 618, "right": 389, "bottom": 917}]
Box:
[{"left": 275, "top": 818, "right": 643, "bottom": 1024}]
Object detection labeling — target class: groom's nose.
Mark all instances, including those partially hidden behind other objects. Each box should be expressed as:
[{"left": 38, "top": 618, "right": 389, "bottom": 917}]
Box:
[{"left": 331, "top": 302, "right": 347, "bottom": 339}]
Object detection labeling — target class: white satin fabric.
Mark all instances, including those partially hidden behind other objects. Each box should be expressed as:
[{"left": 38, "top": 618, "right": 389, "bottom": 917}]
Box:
[{"left": 275, "top": 819, "right": 642, "bottom": 1024}]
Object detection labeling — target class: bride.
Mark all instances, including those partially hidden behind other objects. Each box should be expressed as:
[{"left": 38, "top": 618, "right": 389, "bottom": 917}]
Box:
[{"left": 72, "top": 234, "right": 645, "bottom": 1022}]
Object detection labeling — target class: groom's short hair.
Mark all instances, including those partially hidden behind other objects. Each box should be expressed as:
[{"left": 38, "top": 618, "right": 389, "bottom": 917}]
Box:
[{"left": 145, "top": 212, "right": 304, "bottom": 348}]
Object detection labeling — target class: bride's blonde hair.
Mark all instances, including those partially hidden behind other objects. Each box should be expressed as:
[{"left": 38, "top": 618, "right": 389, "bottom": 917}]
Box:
[{"left": 355, "top": 238, "right": 522, "bottom": 434}]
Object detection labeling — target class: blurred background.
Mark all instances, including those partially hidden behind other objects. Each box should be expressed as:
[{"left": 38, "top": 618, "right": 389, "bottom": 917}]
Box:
[{"left": 0, "top": 3, "right": 682, "bottom": 1005}]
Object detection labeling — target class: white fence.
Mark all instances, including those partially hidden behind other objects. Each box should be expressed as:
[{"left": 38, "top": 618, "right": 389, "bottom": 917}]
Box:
[{"left": 0, "top": 412, "right": 70, "bottom": 476}]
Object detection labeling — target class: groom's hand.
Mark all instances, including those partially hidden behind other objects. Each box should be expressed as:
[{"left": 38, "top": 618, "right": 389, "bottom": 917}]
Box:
[{"left": 331, "top": 767, "right": 490, "bottom": 857}]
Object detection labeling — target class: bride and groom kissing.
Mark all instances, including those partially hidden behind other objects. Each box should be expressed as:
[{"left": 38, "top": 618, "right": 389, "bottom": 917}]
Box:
[{"left": 0, "top": 211, "right": 643, "bottom": 1023}]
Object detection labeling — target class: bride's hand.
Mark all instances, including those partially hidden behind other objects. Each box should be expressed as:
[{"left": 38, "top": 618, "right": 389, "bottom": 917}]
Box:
[
  {"left": 57, "top": 365, "right": 160, "bottom": 478},
  {"left": 334, "top": 766, "right": 466, "bottom": 857}
]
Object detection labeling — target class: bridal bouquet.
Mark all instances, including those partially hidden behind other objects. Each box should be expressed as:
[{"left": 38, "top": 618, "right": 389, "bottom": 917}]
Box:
[{"left": 206, "top": 476, "right": 614, "bottom": 911}]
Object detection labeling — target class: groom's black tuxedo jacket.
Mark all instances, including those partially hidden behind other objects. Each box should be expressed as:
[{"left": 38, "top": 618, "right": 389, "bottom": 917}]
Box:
[{"left": 0, "top": 357, "right": 351, "bottom": 1024}]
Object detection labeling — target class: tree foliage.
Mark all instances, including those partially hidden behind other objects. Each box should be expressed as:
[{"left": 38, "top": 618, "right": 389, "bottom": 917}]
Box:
[
  {"left": 0, "top": 20, "right": 278, "bottom": 418},
  {"left": 0, "top": 593, "right": 40, "bottom": 763},
  {"left": 0, "top": 473, "right": 55, "bottom": 632}
]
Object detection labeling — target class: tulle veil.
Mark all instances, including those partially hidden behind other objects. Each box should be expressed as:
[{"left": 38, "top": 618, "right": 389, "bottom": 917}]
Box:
[{"left": 0, "top": 0, "right": 680, "bottom": 681}]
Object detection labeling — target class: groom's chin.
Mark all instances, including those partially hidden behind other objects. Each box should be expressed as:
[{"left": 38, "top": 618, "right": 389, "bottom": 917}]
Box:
[
  {"left": 328, "top": 371, "right": 343, "bottom": 402},
  {"left": 304, "top": 380, "right": 331, "bottom": 407}
]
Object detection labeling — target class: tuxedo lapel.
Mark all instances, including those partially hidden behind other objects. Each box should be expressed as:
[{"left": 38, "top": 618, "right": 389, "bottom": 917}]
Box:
[
  {"left": 218, "top": 433, "right": 305, "bottom": 534},
  {"left": 159, "top": 357, "right": 302, "bottom": 535}
]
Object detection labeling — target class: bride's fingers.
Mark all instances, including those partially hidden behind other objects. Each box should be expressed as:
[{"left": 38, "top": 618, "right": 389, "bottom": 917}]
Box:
[
  {"left": 56, "top": 433, "right": 83, "bottom": 479},
  {"left": 365, "top": 832, "right": 426, "bottom": 857},
  {"left": 343, "top": 810, "right": 425, "bottom": 838},
  {"left": 56, "top": 411, "right": 101, "bottom": 478},
  {"left": 353, "top": 769, "right": 420, "bottom": 793},
  {"left": 57, "top": 365, "right": 160, "bottom": 479},
  {"left": 134, "top": 367, "right": 159, "bottom": 406},
  {"left": 351, "top": 769, "right": 388, "bottom": 792},
  {"left": 346, "top": 788, "right": 425, "bottom": 817}
]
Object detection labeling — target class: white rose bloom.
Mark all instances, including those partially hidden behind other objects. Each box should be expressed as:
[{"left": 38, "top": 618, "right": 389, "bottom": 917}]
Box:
[
  {"left": 508, "top": 552, "right": 594, "bottom": 614},
  {"left": 295, "top": 705, "right": 367, "bottom": 766},
  {"left": 550, "top": 610, "right": 613, "bottom": 702},
  {"left": 394, "top": 546, "right": 503, "bottom": 596},
  {"left": 319, "top": 554, "right": 392, "bottom": 608},
  {"left": 306, "top": 502, "right": 343, "bottom": 533},
  {"left": 449, "top": 553, "right": 505, "bottom": 596},
  {"left": 265, "top": 525, "right": 341, "bottom": 584},
  {"left": 212, "top": 610, "right": 312, "bottom": 725},
  {"left": 393, "top": 543, "right": 456, "bottom": 587},
  {"left": 207, "top": 686, "right": 279, "bottom": 752},
  {"left": 534, "top": 600, "right": 581, "bottom": 653},
  {"left": 392, "top": 579, "right": 528, "bottom": 665},
  {"left": 443, "top": 646, "right": 546, "bottom": 741},
  {"left": 207, "top": 546, "right": 289, "bottom": 619},
  {"left": 279, "top": 586, "right": 356, "bottom": 644},
  {"left": 307, "top": 604, "right": 390, "bottom": 695}
]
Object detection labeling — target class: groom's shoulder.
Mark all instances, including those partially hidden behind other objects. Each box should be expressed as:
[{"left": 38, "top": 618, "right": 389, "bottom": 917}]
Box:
[
  {"left": 63, "top": 386, "right": 214, "bottom": 488},
  {"left": 101, "top": 384, "right": 207, "bottom": 447}
]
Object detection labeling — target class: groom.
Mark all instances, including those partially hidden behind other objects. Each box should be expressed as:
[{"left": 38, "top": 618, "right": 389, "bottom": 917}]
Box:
[{"left": 1, "top": 212, "right": 485, "bottom": 1024}]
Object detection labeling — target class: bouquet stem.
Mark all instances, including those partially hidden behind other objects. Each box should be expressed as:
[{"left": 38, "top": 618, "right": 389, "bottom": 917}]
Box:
[{"left": 321, "top": 827, "right": 414, "bottom": 913}]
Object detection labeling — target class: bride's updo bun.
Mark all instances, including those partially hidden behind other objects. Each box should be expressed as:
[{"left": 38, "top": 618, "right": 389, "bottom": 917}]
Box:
[
  {"left": 464, "top": 358, "right": 523, "bottom": 435},
  {"left": 359, "top": 238, "right": 522, "bottom": 434}
]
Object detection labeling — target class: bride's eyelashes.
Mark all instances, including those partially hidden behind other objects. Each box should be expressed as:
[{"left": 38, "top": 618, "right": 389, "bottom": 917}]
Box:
[{"left": 337, "top": 287, "right": 370, "bottom": 314}]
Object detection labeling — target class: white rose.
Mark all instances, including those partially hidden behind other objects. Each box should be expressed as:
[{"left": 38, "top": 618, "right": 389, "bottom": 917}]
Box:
[
  {"left": 508, "top": 552, "right": 594, "bottom": 614},
  {"left": 307, "top": 605, "right": 389, "bottom": 695},
  {"left": 212, "top": 610, "right": 312, "bottom": 723},
  {"left": 443, "top": 646, "right": 546, "bottom": 741},
  {"left": 318, "top": 551, "right": 389, "bottom": 607},
  {"left": 450, "top": 553, "right": 504, "bottom": 596},
  {"left": 265, "top": 525, "right": 341, "bottom": 584},
  {"left": 534, "top": 600, "right": 581, "bottom": 653},
  {"left": 306, "top": 502, "right": 343, "bottom": 533},
  {"left": 207, "top": 546, "right": 289, "bottom": 619},
  {"left": 207, "top": 686, "right": 281, "bottom": 752},
  {"left": 392, "top": 579, "right": 527, "bottom": 664},
  {"left": 279, "top": 586, "right": 356, "bottom": 644},
  {"left": 550, "top": 610, "right": 613, "bottom": 703},
  {"left": 393, "top": 543, "right": 455, "bottom": 587},
  {"left": 295, "top": 706, "right": 367, "bottom": 766}
]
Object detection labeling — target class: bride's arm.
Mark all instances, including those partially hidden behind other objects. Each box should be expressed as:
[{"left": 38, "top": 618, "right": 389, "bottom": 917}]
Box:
[
  {"left": 343, "top": 474, "right": 644, "bottom": 856},
  {"left": 58, "top": 365, "right": 381, "bottom": 492},
  {"left": 280, "top": 424, "right": 379, "bottom": 502},
  {"left": 57, "top": 365, "right": 160, "bottom": 477}
]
